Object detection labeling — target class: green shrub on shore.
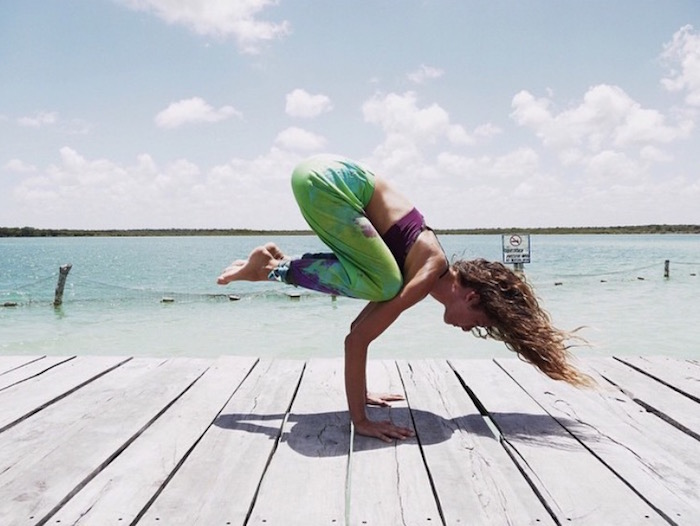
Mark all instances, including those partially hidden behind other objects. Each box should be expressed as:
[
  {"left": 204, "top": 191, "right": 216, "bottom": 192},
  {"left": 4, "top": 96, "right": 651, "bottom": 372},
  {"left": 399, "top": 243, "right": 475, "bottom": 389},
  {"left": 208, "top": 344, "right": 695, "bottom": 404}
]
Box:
[{"left": 1, "top": 225, "right": 699, "bottom": 238}]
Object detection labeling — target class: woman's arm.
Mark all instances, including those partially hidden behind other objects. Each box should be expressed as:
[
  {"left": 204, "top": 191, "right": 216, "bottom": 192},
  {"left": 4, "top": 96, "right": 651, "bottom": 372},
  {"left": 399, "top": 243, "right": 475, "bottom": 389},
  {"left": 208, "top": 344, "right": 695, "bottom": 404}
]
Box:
[
  {"left": 344, "top": 267, "right": 439, "bottom": 441},
  {"left": 345, "top": 301, "right": 412, "bottom": 441}
]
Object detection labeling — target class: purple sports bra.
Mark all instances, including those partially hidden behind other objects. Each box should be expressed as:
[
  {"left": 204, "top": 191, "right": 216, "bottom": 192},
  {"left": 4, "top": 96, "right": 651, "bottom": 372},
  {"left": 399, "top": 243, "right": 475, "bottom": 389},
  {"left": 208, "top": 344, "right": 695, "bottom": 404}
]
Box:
[{"left": 381, "top": 207, "right": 427, "bottom": 271}]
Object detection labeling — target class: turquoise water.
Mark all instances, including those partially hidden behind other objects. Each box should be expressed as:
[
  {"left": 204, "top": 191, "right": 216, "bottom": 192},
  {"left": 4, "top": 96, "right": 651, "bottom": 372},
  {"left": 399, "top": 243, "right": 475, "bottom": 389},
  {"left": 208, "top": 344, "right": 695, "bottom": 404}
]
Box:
[{"left": 1, "top": 234, "right": 699, "bottom": 360}]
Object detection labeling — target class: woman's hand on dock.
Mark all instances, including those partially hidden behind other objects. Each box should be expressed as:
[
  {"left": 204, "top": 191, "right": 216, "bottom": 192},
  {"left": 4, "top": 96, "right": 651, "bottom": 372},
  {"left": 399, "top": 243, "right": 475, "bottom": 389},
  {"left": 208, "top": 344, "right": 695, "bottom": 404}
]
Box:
[
  {"left": 365, "top": 392, "right": 405, "bottom": 406},
  {"left": 354, "top": 418, "right": 415, "bottom": 443}
]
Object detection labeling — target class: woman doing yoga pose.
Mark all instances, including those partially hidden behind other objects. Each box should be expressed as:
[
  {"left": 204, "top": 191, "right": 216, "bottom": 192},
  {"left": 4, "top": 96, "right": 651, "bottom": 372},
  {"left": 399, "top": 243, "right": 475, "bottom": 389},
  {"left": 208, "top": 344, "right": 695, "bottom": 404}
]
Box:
[{"left": 218, "top": 155, "right": 590, "bottom": 442}]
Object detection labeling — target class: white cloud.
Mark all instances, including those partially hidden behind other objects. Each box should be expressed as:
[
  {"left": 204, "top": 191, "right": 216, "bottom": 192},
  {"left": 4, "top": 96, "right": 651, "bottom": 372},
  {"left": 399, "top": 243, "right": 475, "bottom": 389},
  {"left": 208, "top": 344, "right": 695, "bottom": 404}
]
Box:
[
  {"left": 8, "top": 147, "right": 305, "bottom": 229},
  {"left": 584, "top": 150, "right": 641, "bottom": 183},
  {"left": 434, "top": 151, "right": 485, "bottom": 180},
  {"left": 361, "top": 92, "right": 506, "bottom": 178},
  {"left": 17, "top": 111, "right": 58, "bottom": 128},
  {"left": 661, "top": 25, "right": 700, "bottom": 106},
  {"left": 4, "top": 159, "right": 37, "bottom": 173},
  {"left": 285, "top": 89, "right": 332, "bottom": 118},
  {"left": 63, "top": 118, "right": 92, "bottom": 135},
  {"left": 511, "top": 84, "right": 692, "bottom": 154},
  {"left": 12, "top": 112, "right": 92, "bottom": 134},
  {"left": 473, "top": 123, "right": 502, "bottom": 139},
  {"left": 510, "top": 91, "right": 551, "bottom": 130},
  {"left": 155, "top": 97, "right": 240, "bottom": 129},
  {"left": 431, "top": 148, "right": 540, "bottom": 183},
  {"left": 639, "top": 145, "right": 673, "bottom": 163},
  {"left": 5, "top": 140, "right": 700, "bottom": 231},
  {"left": 491, "top": 148, "right": 540, "bottom": 180},
  {"left": 274, "top": 126, "right": 326, "bottom": 151},
  {"left": 363, "top": 91, "right": 474, "bottom": 150},
  {"left": 407, "top": 64, "right": 444, "bottom": 84},
  {"left": 117, "top": 0, "right": 290, "bottom": 53},
  {"left": 446, "top": 124, "right": 471, "bottom": 145}
]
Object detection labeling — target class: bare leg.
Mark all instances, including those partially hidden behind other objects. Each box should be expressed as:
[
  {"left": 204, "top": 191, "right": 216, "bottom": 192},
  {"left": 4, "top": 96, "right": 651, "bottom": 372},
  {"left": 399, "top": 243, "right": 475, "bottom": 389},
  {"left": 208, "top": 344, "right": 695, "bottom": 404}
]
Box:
[{"left": 217, "top": 243, "right": 286, "bottom": 285}]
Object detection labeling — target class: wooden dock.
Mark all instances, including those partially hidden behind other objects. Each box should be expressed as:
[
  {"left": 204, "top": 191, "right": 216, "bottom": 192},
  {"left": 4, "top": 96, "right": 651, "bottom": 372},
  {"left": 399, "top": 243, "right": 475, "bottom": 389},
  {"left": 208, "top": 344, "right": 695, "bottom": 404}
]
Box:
[{"left": 0, "top": 354, "right": 698, "bottom": 526}]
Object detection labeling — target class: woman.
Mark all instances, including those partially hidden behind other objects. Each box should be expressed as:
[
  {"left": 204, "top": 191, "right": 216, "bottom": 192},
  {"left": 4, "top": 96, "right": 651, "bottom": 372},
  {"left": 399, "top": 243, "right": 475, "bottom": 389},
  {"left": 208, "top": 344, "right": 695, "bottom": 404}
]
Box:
[{"left": 218, "top": 155, "right": 590, "bottom": 442}]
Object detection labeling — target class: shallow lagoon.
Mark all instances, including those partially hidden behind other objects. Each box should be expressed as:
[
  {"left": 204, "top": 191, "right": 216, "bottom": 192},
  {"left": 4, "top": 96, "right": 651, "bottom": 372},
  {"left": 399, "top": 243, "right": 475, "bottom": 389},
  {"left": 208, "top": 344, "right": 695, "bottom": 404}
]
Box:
[{"left": 1, "top": 234, "right": 698, "bottom": 360}]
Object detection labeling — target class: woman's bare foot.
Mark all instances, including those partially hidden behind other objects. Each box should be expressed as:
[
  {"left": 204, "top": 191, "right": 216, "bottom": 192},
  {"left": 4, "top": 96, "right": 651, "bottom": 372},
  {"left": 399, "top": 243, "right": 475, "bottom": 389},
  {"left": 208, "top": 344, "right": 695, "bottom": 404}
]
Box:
[
  {"left": 264, "top": 242, "right": 287, "bottom": 261},
  {"left": 217, "top": 244, "right": 285, "bottom": 285}
]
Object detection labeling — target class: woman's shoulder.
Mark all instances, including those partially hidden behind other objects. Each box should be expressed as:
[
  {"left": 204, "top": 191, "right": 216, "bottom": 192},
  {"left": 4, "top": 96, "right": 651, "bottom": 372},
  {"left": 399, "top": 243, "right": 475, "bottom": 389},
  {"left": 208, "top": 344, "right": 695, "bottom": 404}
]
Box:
[{"left": 404, "top": 231, "right": 449, "bottom": 282}]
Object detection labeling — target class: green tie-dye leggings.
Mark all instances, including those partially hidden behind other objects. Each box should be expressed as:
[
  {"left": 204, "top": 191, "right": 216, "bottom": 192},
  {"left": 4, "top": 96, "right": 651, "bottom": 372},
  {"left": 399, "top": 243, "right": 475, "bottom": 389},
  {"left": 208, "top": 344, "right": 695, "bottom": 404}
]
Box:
[{"left": 277, "top": 155, "right": 403, "bottom": 301}]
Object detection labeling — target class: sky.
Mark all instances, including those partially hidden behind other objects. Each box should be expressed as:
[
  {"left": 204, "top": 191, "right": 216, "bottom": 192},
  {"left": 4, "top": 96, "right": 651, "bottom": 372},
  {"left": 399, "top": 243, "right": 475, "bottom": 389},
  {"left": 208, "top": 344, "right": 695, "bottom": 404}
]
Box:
[{"left": 1, "top": 0, "right": 699, "bottom": 230}]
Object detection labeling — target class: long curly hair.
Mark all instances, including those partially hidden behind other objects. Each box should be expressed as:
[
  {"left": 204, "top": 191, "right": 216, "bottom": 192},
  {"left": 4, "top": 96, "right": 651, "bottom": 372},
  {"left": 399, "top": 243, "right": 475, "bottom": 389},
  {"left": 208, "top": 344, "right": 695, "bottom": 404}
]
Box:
[{"left": 454, "top": 258, "right": 593, "bottom": 387}]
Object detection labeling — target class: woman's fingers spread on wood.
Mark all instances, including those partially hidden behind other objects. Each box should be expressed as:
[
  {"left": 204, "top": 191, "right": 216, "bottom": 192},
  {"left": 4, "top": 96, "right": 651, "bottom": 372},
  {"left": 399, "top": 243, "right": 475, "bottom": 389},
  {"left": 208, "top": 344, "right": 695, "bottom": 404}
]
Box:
[
  {"left": 366, "top": 392, "right": 405, "bottom": 406},
  {"left": 355, "top": 419, "right": 415, "bottom": 442}
]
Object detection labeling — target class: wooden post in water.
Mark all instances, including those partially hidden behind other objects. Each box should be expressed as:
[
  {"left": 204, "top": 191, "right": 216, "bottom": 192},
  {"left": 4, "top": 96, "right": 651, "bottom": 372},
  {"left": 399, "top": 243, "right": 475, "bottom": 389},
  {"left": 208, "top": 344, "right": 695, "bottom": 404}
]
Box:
[
  {"left": 54, "top": 264, "right": 72, "bottom": 307},
  {"left": 664, "top": 260, "right": 670, "bottom": 279}
]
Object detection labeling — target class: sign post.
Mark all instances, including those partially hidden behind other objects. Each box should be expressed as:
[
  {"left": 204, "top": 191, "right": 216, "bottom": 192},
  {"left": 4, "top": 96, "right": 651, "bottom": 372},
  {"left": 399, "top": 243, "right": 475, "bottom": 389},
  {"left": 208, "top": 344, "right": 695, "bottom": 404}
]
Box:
[{"left": 502, "top": 234, "right": 531, "bottom": 273}]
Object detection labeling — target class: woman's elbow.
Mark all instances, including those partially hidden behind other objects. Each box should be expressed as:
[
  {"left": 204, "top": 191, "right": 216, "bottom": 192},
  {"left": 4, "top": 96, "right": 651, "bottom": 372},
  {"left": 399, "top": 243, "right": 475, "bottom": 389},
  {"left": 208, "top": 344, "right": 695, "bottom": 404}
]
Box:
[{"left": 344, "top": 330, "right": 369, "bottom": 353}]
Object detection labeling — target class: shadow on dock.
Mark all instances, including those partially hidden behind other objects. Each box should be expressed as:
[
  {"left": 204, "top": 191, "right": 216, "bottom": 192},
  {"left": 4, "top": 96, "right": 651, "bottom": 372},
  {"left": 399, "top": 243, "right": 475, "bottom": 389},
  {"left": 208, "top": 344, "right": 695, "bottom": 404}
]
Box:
[{"left": 214, "top": 409, "right": 586, "bottom": 456}]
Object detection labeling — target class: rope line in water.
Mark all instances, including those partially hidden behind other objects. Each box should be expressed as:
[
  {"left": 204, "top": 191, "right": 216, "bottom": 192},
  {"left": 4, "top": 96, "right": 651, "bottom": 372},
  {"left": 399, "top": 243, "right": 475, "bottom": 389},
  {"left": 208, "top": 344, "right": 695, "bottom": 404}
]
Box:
[
  {"left": 1, "top": 275, "right": 306, "bottom": 307},
  {"left": 0, "top": 273, "right": 57, "bottom": 293},
  {"left": 552, "top": 262, "right": 662, "bottom": 279},
  {"left": 2, "top": 259, "right": 696, "bottom": 308},
  {"left": 78, "top": 277, "right": 247, "bottom": 300}
]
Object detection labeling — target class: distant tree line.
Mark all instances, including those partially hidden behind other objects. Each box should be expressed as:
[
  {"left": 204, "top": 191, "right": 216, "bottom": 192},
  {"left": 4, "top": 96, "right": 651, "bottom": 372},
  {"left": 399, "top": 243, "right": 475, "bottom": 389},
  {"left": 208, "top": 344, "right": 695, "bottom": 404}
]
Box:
[
  {"left": 435, "top": 224, "right": 700, "bottom": 235},
  {"left": 0, "top": 227, "right": 312, "bottom": 238},
  {"left": 1, "top": 225, "right": 699, "bottom": 238}
]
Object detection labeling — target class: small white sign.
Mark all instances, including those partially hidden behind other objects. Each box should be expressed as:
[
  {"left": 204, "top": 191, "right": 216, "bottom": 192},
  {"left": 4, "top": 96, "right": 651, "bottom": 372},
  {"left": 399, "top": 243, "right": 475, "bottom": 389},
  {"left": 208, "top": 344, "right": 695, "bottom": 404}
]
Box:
[{"left": 502, "top": 234, "right": 531, "bottom": 264}]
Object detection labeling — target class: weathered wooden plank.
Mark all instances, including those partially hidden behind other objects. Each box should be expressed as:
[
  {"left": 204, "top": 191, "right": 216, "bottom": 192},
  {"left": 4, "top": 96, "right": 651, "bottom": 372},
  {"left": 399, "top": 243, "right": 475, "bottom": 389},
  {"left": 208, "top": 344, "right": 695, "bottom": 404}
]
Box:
[
  {"left": 589, "top": 357, "right": 700, "bottom": 439},
  {"left": 643, "top": 355, "right": 700, "bottom": 379},
  {"left": 628, "top": 355, "right": 700, "bottom": 380},
  {"left": 0, "top": 354, "right": 695, "bottom": 526},
  {"left": 49, "top": 356, "right": 257, "bottom": 526},
  {"left": 497, "top": 357, "right": 700, "bottom": 525},
  {"left": 139, "top": 358, "right": 304, "bottom": 526},
  {"left": 0, "top": 355, "right": 75, "bottom": 391},
  {"left": 0, "top": 355, "right": 131, "bottom": 433},
  {"left": 452, "top": 359, "right": 667, "bottom": 526},
  {"left": 0, "top": 357, "right": 211, "bottom": 526},
  {"left": 615, "top": 355, "right": 700, "bottom": 401},
  {"left": 348, "top": 360, "right": 442, "bottom": 525},
  {"left": 247, "top": 359, "right": 350, "bottom": 525},
  {"left": 398, "top": 359, "right": 554, "bottom": 526},
  {"left": 0, "top": 355, "right": 47, "bottom": 375}
]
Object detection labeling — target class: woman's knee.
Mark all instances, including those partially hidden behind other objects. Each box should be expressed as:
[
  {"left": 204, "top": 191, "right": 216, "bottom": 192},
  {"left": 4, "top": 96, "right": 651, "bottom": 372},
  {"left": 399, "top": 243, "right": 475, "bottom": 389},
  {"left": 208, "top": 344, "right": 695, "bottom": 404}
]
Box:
[
  {"left": 291, "top": 159, "right": 315, "bottom": 205},
  {"left": 363, "top": 271, "right": 403, "bottom": 302}
]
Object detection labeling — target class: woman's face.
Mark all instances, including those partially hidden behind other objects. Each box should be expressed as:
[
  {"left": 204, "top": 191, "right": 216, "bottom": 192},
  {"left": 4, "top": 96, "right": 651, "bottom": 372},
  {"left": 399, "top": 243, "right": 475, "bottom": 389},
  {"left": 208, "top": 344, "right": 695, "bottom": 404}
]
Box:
[{"left": 442, "top": 287, "right": 492, "bottom": 332}]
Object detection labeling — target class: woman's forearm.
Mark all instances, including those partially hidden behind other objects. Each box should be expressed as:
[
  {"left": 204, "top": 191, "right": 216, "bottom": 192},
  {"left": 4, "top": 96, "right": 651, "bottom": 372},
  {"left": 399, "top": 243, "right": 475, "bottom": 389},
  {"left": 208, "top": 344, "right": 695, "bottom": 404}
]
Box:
[{"left": 344, "top": 335, "right": 368, "bottom": 425}]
